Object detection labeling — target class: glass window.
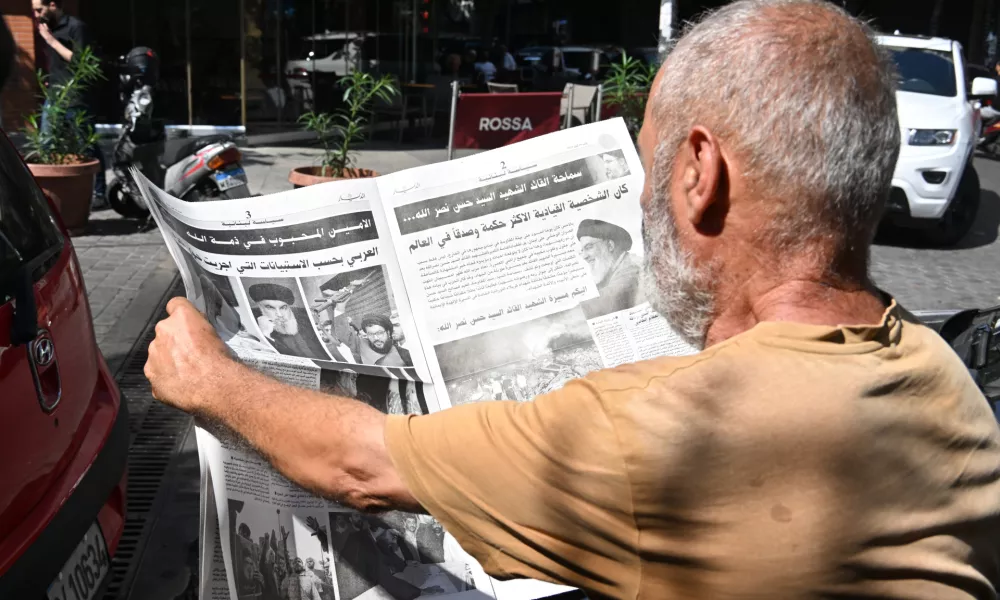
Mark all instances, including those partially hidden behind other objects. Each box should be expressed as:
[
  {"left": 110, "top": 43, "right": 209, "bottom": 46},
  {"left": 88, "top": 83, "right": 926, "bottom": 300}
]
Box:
[
  {"left": 887, "top": 47, "right": 958, "bottom": 97},
  {"left": 0, "top": 135, "right": 64, "bottom": 304},
  {"left": 563, "top": 51, "right": 595, "bottom": 72}
]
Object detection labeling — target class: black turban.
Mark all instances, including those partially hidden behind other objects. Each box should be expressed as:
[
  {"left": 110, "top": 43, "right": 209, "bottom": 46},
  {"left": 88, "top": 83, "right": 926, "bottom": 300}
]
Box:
[
  {"left": 248, "top": 282, "right": 294, "bottom": 305},
  {"left": 361, "top": 314, "right": 394, "bottom": 335},
  {"left": 576, "top": 219, "right": 632, "bottom": 252}
]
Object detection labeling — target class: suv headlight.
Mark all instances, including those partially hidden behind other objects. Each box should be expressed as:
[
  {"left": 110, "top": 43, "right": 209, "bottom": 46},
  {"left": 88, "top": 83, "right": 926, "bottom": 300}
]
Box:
[{"left": 908, "top": 129, "right": 956, "bottom": 146}]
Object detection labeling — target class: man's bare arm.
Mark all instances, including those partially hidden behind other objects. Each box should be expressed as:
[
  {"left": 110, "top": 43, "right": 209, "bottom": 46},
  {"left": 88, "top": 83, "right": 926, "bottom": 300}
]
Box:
[
  {"left": 144, "top": 297, "right": 421, "bottom": 512},
  {"left": 39, "top": 23, "right": 73, "bottom": 63}
]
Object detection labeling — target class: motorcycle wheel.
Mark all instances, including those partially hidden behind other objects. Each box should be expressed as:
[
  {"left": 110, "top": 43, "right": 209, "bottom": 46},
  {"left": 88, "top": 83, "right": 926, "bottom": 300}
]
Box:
[{"left": 107, "top": 178, "right": 149, "bottom": 218}]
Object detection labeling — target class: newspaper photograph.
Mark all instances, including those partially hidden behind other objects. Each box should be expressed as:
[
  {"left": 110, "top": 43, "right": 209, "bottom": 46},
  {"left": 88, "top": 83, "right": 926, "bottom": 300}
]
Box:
[{"left": 136, "top": 119, "right": 697, "bottom": 600}]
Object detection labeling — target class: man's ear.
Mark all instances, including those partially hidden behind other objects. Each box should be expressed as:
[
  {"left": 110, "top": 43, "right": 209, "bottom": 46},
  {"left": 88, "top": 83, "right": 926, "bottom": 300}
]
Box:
[{"left": 679, "top": 126, "right": 724, "bottom": 229}]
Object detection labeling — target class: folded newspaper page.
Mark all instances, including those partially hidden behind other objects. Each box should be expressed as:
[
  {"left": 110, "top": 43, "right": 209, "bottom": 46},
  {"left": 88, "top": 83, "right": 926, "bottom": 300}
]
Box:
[{"left": 134, "top": 118, "right": 697, "bottom": 600}]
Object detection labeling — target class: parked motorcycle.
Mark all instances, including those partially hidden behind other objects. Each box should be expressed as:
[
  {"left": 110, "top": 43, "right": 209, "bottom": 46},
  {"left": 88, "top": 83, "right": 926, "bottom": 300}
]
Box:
[{"left": 107, "top": 47, "right": 251, "bottom": 218}]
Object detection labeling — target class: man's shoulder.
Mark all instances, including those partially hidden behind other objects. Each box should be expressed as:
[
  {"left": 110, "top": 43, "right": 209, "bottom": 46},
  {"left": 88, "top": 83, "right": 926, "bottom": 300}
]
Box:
[
  {"left": 397, "top": 345, "right": 413, "bottom": 362},
  {"left": 576, "top": 333, "right": 785, "bottom": 424},
  {"left": 583, "top": 345, "right": 724, "bottom": 394},
  {"left": 606, "top": 253, "right": 641, "bottom": 286},
  {"left": 60, "top": 15, "right": 88, "bottom": 36}
]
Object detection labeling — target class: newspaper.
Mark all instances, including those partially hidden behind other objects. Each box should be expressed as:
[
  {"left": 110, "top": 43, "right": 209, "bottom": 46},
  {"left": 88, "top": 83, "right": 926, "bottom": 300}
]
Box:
[{"left": 135, "top": 119, "right": 697, "bottom": 600}]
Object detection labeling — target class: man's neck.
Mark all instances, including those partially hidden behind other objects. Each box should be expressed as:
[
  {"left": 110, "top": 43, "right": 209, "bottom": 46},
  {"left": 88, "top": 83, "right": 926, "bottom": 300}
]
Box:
[{"left": 704, "top": 272, "right": 887, "bottom": 348}]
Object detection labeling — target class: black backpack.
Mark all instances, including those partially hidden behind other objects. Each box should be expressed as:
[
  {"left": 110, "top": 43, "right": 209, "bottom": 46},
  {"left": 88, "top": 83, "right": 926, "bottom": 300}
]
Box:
[{"left": 929, "top": 306, "right": 1000, "bottom": 420}]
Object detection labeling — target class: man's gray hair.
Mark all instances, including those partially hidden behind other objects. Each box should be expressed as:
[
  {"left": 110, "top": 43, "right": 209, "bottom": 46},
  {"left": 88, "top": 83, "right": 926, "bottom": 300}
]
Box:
[{"left": 652, "top": 0, "right": 900, "bottom": 254}]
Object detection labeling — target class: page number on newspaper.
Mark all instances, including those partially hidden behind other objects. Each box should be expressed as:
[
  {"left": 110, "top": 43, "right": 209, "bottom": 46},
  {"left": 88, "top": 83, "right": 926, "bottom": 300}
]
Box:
[{"left": 47, "top": 522, "right": 110, "bottom": 600}]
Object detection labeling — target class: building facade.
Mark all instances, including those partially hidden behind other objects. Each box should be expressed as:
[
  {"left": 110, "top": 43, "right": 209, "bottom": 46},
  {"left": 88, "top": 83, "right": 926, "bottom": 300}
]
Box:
[{"left": 0, "top": 0, "right": 993, "bottom": 131}]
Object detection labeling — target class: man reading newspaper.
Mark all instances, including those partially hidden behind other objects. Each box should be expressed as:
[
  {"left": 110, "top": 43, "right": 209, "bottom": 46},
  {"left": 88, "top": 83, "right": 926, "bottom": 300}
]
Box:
[{"left": 145, "top": 1, "right": 1000, "bottom": 598}]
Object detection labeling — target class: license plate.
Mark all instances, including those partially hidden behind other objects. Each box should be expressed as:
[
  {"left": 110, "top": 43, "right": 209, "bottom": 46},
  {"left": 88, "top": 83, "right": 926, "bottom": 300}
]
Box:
[
  {"left": 47, "top": 522, "right": 110, "bottom": 600},
  {"left": 213, "top": 167, "right": 246, "bottom": 191}
]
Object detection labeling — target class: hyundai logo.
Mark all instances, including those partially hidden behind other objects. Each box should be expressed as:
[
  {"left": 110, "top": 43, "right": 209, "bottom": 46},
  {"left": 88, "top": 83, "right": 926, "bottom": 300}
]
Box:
[
  {"left": 28, "top": 331, "right": 61, "bottom": 413},
  {"left": 33, "top": 335, "right": 55, "bottom": 367}
]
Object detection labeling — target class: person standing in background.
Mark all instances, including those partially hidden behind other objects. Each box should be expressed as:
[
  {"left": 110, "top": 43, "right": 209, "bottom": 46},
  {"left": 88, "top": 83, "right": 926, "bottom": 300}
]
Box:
[
  {"left": 32, "top": 0, "right": 107, "bottom": 209},
  {"left": 473, "top": 50, "right": 497, "bottom": 83}
]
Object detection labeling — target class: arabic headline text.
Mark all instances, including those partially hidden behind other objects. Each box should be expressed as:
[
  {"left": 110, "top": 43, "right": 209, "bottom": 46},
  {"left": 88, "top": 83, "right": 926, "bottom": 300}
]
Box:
[
  {"left": 160, "top": 209, "right": 378, "bottom": 256},
  {"left": 394, "top": 150, "right": 631, "bottom": 235}
]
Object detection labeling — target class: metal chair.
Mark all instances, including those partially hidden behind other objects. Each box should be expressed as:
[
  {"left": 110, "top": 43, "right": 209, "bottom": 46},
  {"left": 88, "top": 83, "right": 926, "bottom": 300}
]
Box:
[
  {"left": 487, "top": 82, "right": 519, "bottom": 94},
  {"left": 372, "top": 85, "right": 431, "bottom": 143}
]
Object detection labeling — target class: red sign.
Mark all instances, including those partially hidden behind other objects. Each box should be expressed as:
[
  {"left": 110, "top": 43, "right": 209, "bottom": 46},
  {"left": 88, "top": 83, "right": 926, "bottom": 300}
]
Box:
[{"left": 451, "top": 92, "right": 563, "bottom": 150}]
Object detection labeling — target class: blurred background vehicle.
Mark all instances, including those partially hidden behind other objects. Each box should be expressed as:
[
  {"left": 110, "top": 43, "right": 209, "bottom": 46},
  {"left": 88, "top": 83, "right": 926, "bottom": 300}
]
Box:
[{"left": 877, "top": 33, "right": 997, "bottom": 245}]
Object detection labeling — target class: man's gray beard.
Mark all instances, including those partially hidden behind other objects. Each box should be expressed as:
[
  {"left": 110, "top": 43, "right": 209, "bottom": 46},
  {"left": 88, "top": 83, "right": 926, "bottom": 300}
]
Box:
[
  {"left": 640, "top": 188, "right": 716, "bottom": 350},
  {"left": 274, "top": 317, "right": 299, "bottom": 336},
  {"left": 588, "top": 257, "right": 612, "bottom": 286}
]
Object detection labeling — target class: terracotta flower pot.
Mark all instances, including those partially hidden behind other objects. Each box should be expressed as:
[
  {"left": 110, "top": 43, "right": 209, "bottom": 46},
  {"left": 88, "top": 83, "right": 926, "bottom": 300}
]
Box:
[
  {"left": 288, "top": 166, "right": 379, "bottom": 189},
  {"left": 27, "top": 159, "right": 101, "bottom": 236}
]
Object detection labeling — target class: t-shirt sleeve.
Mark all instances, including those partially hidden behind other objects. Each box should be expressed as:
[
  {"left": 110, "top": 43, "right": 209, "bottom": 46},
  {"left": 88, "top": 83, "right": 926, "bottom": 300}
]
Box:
[{"left": 384, "top": 379, "right": 639, "bottom": 598}]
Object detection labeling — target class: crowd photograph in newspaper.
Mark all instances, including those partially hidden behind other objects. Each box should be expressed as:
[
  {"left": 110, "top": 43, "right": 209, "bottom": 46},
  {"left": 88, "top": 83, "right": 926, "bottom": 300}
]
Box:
[
  {"left": 227, "top": 498, "right": 334, "bottom": 600},
  {"left": 326, "top": 511, "right": 477, "bottom": 600},
  {"left": 319, "top": 369, "right": 427, "bottom": 416},
  {"left": 300, "top": 266, "right": 417, "bottom": 370},
  {"left": 436, "top": 308, "right": 602, "bottom": 404}
]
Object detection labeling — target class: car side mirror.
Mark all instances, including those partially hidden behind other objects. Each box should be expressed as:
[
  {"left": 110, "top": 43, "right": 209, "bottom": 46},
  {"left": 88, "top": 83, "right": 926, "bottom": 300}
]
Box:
[{"left": 971, "top": 76, "right": 998, "bottom": 99}]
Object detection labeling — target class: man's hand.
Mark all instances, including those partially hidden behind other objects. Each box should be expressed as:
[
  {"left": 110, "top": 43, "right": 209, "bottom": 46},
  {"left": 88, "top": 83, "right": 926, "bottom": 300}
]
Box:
[
  {"left": 143, "top": 299, "right": 418, "bottom": 513},
  {"left": 257, "top": 315, "right": 276, "bottom": 339},
  {"left": 36, "top": 22, "right": 73, "bottom": 62},
  {"left": 144, "top": 297, "right": 234, "bottom": 415},
  {"left": 37, "top": 22, "right": 55, "bottom": 45}
]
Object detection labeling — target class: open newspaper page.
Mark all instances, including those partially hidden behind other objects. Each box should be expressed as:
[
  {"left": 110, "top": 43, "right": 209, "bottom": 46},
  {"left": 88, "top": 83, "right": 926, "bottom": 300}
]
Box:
[
  {"left": 133, "top": 171, "right": 496, "bottom": 600},
  {"left": 376, "top": 118, "right": 696, "bottom": 408},
  {"left": 373, "top": 119, "right": 696, "bottom": 599}
]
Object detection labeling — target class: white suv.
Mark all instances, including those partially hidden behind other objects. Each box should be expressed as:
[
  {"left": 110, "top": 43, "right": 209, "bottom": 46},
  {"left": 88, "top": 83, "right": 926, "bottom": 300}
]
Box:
[{"left": 876, "top": 34, "right": 997, "bottom": 245}]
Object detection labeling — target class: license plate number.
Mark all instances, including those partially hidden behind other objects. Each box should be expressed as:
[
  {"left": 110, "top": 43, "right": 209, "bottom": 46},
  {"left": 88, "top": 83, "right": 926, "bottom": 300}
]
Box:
[
  {"left": 47, "top": 522, "right": 110, "bottom": 600},
  {"left": 213, "top": 167, "right": 246, "bottom": 191}
]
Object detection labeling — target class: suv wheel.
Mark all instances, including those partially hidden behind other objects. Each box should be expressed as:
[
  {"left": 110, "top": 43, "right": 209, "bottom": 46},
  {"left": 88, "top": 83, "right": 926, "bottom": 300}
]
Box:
[{"left": 924, "top": 166, "right": 980, "bottom": 246}]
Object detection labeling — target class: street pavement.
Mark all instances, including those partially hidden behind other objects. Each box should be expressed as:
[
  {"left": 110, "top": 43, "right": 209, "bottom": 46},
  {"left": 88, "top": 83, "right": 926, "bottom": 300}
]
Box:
[{"left": 869, "top": 155, "right": 1000, "bottom": 310}]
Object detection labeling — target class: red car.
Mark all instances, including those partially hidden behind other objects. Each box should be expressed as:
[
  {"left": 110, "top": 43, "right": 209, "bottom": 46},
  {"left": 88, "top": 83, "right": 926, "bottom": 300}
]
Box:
[{"left": 0, "top": 127, "right": 128, "bottom": 600}]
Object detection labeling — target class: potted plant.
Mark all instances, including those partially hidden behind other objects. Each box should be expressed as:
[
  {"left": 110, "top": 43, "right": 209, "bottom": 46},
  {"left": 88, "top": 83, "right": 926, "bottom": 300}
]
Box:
[
  {"left": 602, "top": 53, "right": 658, "bottom": 141},
  {"left": 23, "top": 46, "right": 103, "bottom": 235},
  {"left": 289, "top": 72, "right": 400, "bottom": 188}
]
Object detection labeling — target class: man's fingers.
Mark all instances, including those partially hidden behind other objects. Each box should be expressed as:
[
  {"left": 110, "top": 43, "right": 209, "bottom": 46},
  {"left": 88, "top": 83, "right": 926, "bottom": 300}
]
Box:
[{"left": 166, "top": 296, "right": 195, "bottom": 315}]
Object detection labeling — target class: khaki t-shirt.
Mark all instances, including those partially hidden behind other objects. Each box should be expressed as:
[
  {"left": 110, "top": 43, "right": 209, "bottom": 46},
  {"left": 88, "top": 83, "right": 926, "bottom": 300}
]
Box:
[{"left": 385, "top": 303, "right": 1000, "bottom": 599}]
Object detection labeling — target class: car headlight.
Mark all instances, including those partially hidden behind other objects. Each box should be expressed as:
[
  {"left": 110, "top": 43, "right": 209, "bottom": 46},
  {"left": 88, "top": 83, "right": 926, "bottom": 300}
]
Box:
[{"left": 908, "top": 129, "right": 956, "bottom": 146}]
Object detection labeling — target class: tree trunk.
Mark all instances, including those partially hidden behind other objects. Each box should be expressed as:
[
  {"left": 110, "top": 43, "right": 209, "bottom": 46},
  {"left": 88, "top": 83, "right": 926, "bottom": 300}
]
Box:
[
  {"left": 969, "top": 0, "right": 988, "bottom": 65},
  {"left": 929, "top": 0, "right": 945, "bottom": 36}
]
